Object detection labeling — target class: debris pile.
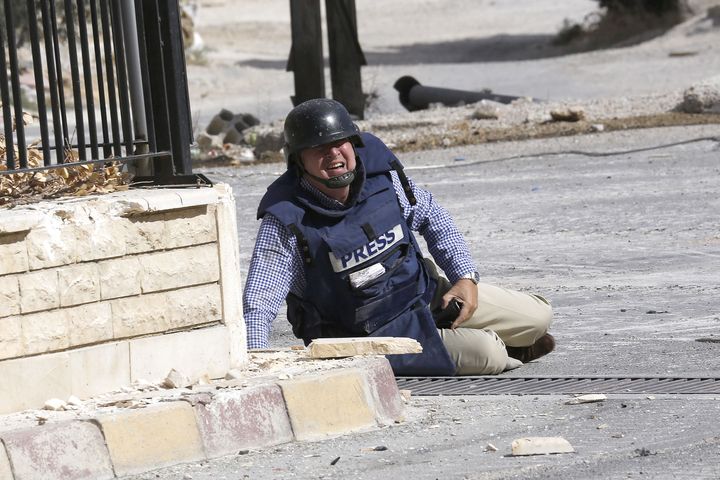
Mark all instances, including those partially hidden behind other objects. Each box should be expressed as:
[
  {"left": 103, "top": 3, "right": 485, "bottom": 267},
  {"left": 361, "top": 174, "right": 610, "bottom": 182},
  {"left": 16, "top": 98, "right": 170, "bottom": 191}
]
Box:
[{"left": 193, "top": 109, "right": 287, "bottom": 166}]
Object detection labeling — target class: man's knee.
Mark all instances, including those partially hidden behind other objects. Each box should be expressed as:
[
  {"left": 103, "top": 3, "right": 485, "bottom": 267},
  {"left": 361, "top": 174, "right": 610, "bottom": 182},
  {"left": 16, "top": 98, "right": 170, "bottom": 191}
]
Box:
[
  {"left": 531, "top": 294, "right": 553, "bottom": 339},
  {"left": 440, "top": 328, "right": 508, "bottom": 375}
]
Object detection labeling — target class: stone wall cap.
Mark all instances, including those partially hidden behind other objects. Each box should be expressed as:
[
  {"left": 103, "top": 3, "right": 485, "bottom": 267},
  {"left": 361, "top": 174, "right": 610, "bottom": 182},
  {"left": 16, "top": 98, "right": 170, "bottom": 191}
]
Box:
[{"left": 0, "top": 210, "right": 44, "bottom": 234}]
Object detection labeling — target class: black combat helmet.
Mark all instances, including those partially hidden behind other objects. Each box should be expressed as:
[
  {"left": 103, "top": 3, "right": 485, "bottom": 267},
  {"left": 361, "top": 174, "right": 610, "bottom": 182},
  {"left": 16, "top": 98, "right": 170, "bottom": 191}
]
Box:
[{"left": 283, "top": 98, "right": 364, "bottom": 167}]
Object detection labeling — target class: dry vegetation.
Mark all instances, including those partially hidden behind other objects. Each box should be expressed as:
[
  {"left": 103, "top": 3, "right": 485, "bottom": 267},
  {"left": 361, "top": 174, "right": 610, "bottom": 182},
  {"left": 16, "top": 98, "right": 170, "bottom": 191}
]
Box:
[{"left": 0, "top": 110, "right": 129, "bottom": 207}]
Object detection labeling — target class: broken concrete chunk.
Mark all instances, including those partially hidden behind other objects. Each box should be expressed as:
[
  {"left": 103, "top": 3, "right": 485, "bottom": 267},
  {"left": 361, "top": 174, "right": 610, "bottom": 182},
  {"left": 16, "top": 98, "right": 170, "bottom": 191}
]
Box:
[
  {"left": 163, "top": 368, "right": 191, "bottom": 389},
  {"left": 307, "top": 337, "right": 422, "bottom": 359},
  {"left": 511, "top": 437, "right": 575, "bottom": 456},
  {"left": 43, "top": 398, "right": 67, "bottom": 411},
  {"left": 66, "top": 395, "right": 83, "bottom": 407},
  {"left": 550, "top": 107, "right": 585, "bottom": 122},
  {"left": 565, "top": 394, "right": 607, "bottom": 405}
]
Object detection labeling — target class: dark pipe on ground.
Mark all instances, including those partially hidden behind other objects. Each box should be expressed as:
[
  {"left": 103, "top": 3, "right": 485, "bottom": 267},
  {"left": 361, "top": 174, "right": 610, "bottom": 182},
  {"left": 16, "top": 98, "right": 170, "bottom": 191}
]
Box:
[{"left": 393, "top": 75, "right": 531, "bottom": 112}]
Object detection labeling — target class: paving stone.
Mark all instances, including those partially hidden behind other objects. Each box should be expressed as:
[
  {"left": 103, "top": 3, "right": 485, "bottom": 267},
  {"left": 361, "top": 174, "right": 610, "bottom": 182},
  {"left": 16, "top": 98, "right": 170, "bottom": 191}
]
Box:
[
  {"left": 96, "top": 401, "right": 205, "bottom": 477},
  {"left": 124, "top": 214, "right": 166, "bottom": 255},
  {"left": 0, "top": 232, "right": 29, "bottom": 275},
  {"left": 163, "top": 206, "right": 217, "bottom": 249},
  {"left": 25, "top": 224, "right": 78, "bottom": 270},
  {"left": 21, "top": 310, "right": 69, "bottom": 355},
  {"left": 140, "top": 244, "right": 220, "bottom": 293},
  {"left": 1, "top": 421, "right": 114, "bottom": 480},
  {"left": 165, "top": 284, "right": 222, "bottom": 330},
  {"left": 194, "top": 384, "right": 293, "bottom": 458},
  {"left": 111, "top": 291, "right": 171, "bottom": 338},
  {"left": 129, "top": 326, "right": 230, "bottom": 383},
  {"left": 0, "top": 352, "right": 72, "bottom": 414},
  {"left": 307, "top": 337, "right": 422, "bottom": 358},
  {"left": 0, "top": 316, "right": 22, "bottom": 360},
  {"left": 58, "top": 263, "right": 101, "bottom": 307},
  {"left": 279, "top": 369, "right": 377, "bottom": 441},
  {"left": 18, "top": 269, "right": 59, "bottom": 313},
  {"left": 67, "top": 302, "right": 113, "bottom": 347},
  {"left": 0, "top": 276, "right": 20, "bottom": 318},
  {"left": 98, "top": 256, "right": 142, "bottom": 299},
  {"left": 68, "top": 342, "right": 131, "bottom": 399}
]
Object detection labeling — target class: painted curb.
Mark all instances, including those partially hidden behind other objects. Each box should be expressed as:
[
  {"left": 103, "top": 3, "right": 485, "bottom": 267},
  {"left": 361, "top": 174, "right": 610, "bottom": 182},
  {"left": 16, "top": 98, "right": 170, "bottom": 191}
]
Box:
[
  {"left": 95, "top": 401, "right": 205, "bottom": 477},
  {"left": 0, "top": 421, "right": 113, "bottom": 480},
  {"left": 0, "top": 357, "right": 405, "bottom": 479},
  {"left": 192, "top": 384, "right": 293, "bottom": 458}
]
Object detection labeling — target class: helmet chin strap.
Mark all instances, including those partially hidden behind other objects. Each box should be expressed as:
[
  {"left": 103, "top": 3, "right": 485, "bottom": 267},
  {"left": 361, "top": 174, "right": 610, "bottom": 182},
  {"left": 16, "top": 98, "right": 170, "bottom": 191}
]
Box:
[
  {"left": 304, "top": 169, "right": 356, "bottom": 189},
  {"left": 297, "top": 155, "right": 358, "bottom": 189}
]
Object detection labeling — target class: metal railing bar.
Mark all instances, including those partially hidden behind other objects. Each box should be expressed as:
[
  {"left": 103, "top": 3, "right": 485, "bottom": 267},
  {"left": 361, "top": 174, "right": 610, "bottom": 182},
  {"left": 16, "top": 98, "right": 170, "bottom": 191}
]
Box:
[
  {"left": 134, "top": 0, "right": 156, "bottom": 152},
  {"left": 0, "top": 14, "right": 16, "bottom": 170},
  {"left": 160, "top": 0, "right": 193, "bottom": 174},
  {"left": 3, "top": 0, "right": 28, "bottom": 168},
  {"left": 2, "top": 137, "right": 151, "bottom": 157},
  {"left": 49, "top": 0, "right": 70, "bottom": 150},
  {"left": 63, "top": 0, "right": 87, "bottom": 161},
  {"left": 89, "top": 0, "right": 110, "bottom": 159},
  {"left": 142, "top": 0, "right": 172, "bottom": 177},
  {"left": 77, "top": 0, "right": 98, "bottom": 160},
  {"left": 40, "top": 0, "right": 64, "bottom": 165},
  {"left": 109, "top": 0, "right": 134, "bottom": 157},
  {"left": 0, "top": 150, "right": 171, "bottom": 176},
  {"left": 99, "top": 0, "right": 121, "bottom": 157},
  {"left": 26, "top": 0, "right": 51, "bottom": 166}
]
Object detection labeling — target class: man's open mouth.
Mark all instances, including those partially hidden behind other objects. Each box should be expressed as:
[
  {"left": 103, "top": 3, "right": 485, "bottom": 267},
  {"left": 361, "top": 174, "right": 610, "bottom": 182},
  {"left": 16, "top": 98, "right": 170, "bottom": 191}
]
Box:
[{"left": 326, "top": 162, "right": 345, "bottom": 172}]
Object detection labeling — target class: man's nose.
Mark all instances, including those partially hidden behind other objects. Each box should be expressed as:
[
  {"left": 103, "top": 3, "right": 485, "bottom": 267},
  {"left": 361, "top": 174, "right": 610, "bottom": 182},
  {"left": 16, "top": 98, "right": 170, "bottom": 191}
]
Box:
[{"left": 325, "top": 145, "right": 341, "bottom": 157}]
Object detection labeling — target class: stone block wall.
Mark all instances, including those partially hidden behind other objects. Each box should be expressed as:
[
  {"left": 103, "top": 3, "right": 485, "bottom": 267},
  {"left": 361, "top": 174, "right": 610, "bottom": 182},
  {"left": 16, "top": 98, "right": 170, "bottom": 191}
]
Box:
[{"left": 0, "top": 184, "right": 246, "bottom": 414}]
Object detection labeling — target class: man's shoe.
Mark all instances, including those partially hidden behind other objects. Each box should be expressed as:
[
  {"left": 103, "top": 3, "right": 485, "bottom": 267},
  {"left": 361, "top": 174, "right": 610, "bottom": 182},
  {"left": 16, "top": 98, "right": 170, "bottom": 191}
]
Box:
[{"left": 506, "top": 333, "right": 555, "bottom": 363}]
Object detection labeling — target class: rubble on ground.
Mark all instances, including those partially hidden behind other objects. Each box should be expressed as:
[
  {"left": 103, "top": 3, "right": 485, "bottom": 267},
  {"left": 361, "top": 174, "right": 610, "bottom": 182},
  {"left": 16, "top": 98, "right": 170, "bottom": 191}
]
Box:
[{"left": 191, "top": 88, "right": 720, "bottom": 167}]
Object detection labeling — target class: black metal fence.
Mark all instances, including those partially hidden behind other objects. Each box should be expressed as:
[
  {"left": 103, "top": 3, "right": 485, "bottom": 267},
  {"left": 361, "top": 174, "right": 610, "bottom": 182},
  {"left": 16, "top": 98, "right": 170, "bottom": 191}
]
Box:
[{"left": 0, "top": 0, "right": 198, "bottom": 184}]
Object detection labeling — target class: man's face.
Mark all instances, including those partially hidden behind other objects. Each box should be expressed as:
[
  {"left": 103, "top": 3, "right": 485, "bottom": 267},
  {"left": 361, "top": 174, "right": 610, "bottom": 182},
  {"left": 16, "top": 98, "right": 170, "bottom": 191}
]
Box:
[{"left": 299, "top": 139, "right": 356, "bottom": 192}]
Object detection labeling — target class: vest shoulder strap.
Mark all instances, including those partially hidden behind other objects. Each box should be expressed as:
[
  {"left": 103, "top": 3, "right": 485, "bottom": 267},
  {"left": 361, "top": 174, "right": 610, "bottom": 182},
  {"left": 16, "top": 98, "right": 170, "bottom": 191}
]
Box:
[{"left": 389, "top": 159, "right": 417, "bottom": 206}]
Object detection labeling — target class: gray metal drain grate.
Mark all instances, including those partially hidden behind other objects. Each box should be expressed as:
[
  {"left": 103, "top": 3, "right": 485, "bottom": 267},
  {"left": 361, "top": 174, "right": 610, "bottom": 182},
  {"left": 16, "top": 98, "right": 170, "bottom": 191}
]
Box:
[{"left": 395, "top": 376, "right": 720, "bottom": 396}]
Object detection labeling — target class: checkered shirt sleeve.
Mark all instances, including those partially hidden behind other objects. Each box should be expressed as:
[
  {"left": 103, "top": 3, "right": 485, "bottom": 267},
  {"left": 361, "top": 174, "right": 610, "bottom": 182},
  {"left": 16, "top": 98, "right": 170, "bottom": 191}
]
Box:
[{"left": 242, "top": 171, "right": 477, "bottom": 349}]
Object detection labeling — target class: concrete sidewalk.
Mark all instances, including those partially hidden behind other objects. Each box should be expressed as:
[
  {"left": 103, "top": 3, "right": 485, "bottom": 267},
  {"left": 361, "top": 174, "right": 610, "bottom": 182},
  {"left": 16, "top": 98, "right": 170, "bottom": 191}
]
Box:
[{"left": 0, "top": 355, "right": 404, "bottom": 479}]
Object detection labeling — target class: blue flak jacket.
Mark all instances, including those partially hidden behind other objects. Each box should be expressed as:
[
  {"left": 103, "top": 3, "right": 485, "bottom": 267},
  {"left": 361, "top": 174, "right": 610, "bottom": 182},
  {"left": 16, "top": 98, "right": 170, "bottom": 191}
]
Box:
[{"left": 258, "top": 132, "right": 456, "bottom": 376}]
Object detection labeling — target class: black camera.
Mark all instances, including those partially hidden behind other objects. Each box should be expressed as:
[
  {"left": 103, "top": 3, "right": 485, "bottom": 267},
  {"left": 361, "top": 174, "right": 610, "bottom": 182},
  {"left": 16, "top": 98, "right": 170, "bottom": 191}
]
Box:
[{"left": 432, "top": 298, "right": 463, "bottom": 329}]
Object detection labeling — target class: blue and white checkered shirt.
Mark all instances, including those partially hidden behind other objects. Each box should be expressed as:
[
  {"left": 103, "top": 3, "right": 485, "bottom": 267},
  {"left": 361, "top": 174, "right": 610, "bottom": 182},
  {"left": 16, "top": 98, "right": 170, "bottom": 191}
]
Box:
[{"left": 243, "top": 172, "right": 477, "bottom": 348}]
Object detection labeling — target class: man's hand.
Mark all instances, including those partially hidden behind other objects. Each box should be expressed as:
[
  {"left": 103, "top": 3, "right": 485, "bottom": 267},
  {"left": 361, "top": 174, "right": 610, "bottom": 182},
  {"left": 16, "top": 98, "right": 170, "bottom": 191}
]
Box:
[{"left": 441, "top": 278, "right": 478, "bottom": 329}]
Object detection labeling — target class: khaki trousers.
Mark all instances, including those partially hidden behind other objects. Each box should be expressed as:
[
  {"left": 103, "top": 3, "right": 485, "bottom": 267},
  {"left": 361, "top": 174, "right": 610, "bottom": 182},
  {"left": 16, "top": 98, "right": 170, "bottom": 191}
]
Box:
[{"left": 438, "top": 283, "right": 553, "bottom": 375}]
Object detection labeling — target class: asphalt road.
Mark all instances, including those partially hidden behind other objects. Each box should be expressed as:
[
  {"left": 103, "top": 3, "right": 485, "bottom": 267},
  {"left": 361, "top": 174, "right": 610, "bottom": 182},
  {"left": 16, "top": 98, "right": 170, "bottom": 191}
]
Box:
[{"left": 127, "top": 124, "right": 720, "bottom": 479}]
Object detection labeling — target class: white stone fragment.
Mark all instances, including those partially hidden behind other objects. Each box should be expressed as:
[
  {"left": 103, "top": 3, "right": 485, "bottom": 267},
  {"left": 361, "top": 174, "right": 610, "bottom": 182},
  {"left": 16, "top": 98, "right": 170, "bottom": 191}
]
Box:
[
  {"left": 565, "top": 394, "right": 607, "bottom": 405},
  {"left": 307, "top": 337, "right": 422, "bottom": 359},
  {"left": 43, "top": 398, "right": 67, "bottom": 411},
  {"left": 510, "top": 437, "right": 575, "bottom": 456},
  {"left": 66, "top": 395, "right": 83, "bottom": 407},
  {"left": 163, "top": 368, "right": 191, "bottom": 389}
]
